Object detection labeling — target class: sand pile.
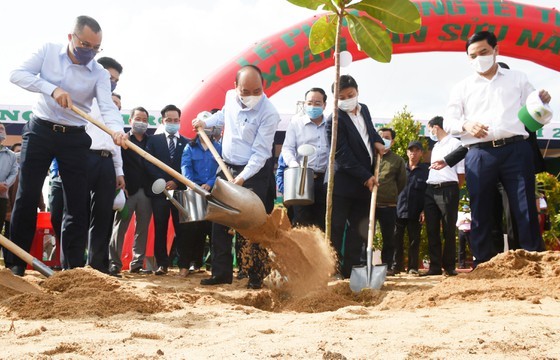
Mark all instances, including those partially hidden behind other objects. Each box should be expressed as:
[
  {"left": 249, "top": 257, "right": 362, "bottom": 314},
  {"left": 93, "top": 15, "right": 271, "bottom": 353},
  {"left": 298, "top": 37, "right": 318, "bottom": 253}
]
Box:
[
  {"left": 0, "top": 268, "right": 166, "bottom": 319},
  {"left": 384, "top": 250, "right": 560, "bottom": 310}
]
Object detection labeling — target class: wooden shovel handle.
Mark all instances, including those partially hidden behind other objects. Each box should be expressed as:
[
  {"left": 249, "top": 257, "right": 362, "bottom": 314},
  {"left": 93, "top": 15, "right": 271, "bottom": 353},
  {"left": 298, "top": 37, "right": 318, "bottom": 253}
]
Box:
[
  {"left": 197, "top": 127, "right": 234, "bottom": 182},
  {"left": 366, "top": 153, "right": 382, "bottom": 251},
  {"left": 70, "top": 105, "right": 207, "bottom": 197}
]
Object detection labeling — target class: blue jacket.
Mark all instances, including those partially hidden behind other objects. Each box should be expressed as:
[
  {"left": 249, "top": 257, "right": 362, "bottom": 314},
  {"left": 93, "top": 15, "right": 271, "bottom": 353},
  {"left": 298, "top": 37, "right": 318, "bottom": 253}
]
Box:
[
  {"left": 181, "top": 137, "right": 221, "bottom": 188},
  {"left": 396, "top": 162, "right": 429, "bottom": 219}
]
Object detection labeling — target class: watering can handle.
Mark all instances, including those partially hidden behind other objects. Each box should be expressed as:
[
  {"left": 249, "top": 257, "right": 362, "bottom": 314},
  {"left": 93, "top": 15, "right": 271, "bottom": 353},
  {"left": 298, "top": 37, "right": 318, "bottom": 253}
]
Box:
[{"left": 197, "top": 127, "right": 235, "bottom": 182}]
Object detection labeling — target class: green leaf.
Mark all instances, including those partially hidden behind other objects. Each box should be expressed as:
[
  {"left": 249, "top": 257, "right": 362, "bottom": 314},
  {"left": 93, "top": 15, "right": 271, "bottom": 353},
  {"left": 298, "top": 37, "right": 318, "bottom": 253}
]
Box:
[
  {"left": 309, "top": 15, "right": 337, "bottom": 55},
  {"left": 346, "top": 13, "right": 392, "bottom": 63},
  {"left": 286, "top": 0, "right": 335, "bottom": 11},
  {"left": 350, "top": 0, "right": 421, "bottom": 34}
]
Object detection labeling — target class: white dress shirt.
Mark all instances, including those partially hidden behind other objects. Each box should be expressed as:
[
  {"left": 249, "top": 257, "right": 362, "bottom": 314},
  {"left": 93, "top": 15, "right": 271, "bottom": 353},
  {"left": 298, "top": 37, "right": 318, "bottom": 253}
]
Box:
[
  {"left": 346, "top": 104, "right": 373, "bottom": 163},
  {"left": 88, "top": 99, "right": 123, "bottom": 177},
  {"left": 444, "top": 67, "right": 534, "bottom": 145},
  {"left": 427, "top": 134, "right": 464, "bottom": 184},
  {"left": 205, "top": 90, "right": 280, "bottom": 181},
  {"left": 281, "top": 113, "right": 328, "bottom": 173},
  {"left": 9, "top": 42, "right": 123, "bottom": 132}
]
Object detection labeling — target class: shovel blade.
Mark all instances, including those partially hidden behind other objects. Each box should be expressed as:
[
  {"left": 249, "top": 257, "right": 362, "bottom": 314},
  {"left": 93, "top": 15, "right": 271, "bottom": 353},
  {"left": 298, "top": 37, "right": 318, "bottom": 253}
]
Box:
[
  {"left": 205, "top": 177, "right": 267, "bottom": 230},
  {"left": 349, "top": 264, "right": 388, "bottom": 292}
]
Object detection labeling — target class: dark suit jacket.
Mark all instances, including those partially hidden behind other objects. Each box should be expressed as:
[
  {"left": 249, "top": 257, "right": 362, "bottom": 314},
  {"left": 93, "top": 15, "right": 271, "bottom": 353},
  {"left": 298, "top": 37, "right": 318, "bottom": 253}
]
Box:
[
  {"left": 145, "top": 133, "right": 189, "bottom": 196},
  {"left": 326, "top": 103, "right": 384, "bottom": 199}
]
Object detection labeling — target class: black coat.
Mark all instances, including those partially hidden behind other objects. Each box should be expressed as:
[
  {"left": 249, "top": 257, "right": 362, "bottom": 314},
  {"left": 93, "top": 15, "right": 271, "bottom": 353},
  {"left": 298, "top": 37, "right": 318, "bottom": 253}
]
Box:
[
  {"left": 145, "top": 133, "right": 189, "bottom": 196},
  {"left": 326, "top": 104, "right": 384, "bottom": 199}
]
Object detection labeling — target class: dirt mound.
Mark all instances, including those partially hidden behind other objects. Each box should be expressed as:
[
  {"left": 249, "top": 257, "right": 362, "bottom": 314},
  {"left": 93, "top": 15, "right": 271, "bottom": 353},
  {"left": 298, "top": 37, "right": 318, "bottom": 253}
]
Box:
[
  {"left": 0, "top": 268, "right": 166, "bottom": 319},
  {"left": 384, "top": 250, "right": 560, "bottom": 310},
  {"left": 0, "top": 269, "right": 42, "bottom": 301}
]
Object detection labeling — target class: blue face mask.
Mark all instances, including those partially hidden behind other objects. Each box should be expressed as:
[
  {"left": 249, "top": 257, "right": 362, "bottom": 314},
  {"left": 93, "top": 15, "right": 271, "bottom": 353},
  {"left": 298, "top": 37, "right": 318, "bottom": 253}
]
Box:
[
  {"left": 73, "top": 46, "right": 97, "bottom": 65},
  {"left": 429, "top": 131, "right": 438, "bottom": 142},
  {"left": 165, "top": 123, "right": 180, "bottom": 135},
  {"left": 110, "top": 80, "right": 117, "bottom": 92},
  {"left": 305, "top": 105, "right": 324, "bottom": 119},
  {"left": 382, "top": 138, "right": 392, "bottom": 149}
]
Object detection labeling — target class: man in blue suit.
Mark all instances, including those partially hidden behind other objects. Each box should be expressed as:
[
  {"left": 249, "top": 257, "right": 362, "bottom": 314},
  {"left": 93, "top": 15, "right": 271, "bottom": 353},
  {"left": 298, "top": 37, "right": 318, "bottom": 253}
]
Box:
[
  {"left": 145, "top": 104, "right": 190, "bottom": 275},
  {"left": 326, "top": 75, "right": 385, "bottom": 279}
]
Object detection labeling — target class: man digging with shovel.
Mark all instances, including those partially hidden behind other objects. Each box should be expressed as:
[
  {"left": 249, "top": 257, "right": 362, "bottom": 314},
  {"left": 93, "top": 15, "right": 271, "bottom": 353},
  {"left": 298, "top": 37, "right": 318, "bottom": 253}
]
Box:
[
  {"left": 5, "top": 15, "right": 126, "bottom": 276},
  {"left": 193, "top": 65, "right": 280, "bottom": 289}
]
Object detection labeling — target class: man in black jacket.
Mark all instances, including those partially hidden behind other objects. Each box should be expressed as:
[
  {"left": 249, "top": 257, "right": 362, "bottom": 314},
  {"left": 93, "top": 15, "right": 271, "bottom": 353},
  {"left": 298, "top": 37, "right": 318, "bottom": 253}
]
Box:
[
  {"left": 145, "top": 104, "right": 189, "bottom": 275},
  {"left": 393, "top": 141, "right": 429, "bottom": 274},
  {"left": 326, "top": 75, "right": 385, "bottom": 279}
]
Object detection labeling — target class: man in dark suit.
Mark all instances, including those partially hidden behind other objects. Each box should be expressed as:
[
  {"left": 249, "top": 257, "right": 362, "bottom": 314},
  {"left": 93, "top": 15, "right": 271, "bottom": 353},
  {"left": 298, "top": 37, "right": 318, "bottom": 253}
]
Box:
[
  {"left": 145, "top": 104, "right": 189, "bottom": 275},
  {"left": 326, "top": 75, "right": 385, "bottom": 279}
]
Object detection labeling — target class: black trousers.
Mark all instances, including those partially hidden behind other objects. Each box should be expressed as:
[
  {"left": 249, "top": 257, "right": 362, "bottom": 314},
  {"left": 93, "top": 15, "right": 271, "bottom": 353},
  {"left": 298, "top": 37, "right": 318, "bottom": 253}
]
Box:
[
  {"left": 331, "top": 194, "right": 370, "bottom": 279},
  {"left": 48, "top": 178, "right": 64, "bottom": 239},
  {"left": 5, "top": 119, "right": 91, "bottom": 269},
  {"left": 377, "top": 206, "right": 397, "bottom": 269},
  {"left": 393, "top": 217, "right": 422, "bottom": 272},
  {"left": 210, "top": 159, "right": 274, "bottom": 282},
  {"left": 424, "top": 184, "right": 459, "bottom": 272},
  {"left": 291, "top": 174, "right": 326, "bottom": 231},
  {"left": 181, "top": 220, "right": 211, "bottom": 268},
  {"left": 151, "top": 195, "right": 185, "bottom": 269},
  {"left": 85, "top": 152, "right": 116, "bottom": 272}
]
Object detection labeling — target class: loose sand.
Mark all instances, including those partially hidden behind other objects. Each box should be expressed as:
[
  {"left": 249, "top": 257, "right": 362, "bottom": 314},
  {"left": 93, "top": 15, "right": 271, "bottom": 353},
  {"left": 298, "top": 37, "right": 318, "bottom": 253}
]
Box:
[{"left": 0, "top": 212, "right": 559, "bottom": 359}]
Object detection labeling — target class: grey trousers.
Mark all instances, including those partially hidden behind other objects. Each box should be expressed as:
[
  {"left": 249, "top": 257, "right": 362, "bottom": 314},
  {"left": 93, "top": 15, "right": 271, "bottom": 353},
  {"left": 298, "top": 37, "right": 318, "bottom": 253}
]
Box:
[{"left": 108, "top": 189, "right": 152, "bottom": 271}]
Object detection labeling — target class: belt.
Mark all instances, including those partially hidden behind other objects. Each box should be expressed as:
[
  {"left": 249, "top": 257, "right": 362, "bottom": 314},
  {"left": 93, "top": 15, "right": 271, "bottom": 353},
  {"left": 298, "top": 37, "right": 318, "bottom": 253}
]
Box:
[
  {"left": 469, "top": 135, "right": 524, "bottom": 149},
  {"left": 428, "top": 181, "right": 458, "bottom": 189},
  {"left": 224, "top": 162, "right": 246, "bottom": 172},
  {"left": 89, "top": 149, "right": 112, "bottom": 158},
  {"left": 33, "top": 117, "right": 86, "bottom": 133}
]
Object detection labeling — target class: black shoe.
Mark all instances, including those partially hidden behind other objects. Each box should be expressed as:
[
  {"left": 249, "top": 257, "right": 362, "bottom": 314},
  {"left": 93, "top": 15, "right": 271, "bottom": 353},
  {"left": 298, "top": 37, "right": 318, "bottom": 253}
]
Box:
[
  {"left": 386, "top": 269, "right": 396, "bottom": 276},
  {"left": 444, "top": 269, "right": 458, "bottom": 276},
  {"left": 419, "top": 270, "right": 443, "bottom": 277},
  {"left": 129, "top": 267, "right": 141, "bottom": 274},
  {"left": 236, "top": 270, "right": 248, "bottom": 280},
  {"left": 9, "top": 265, "right": 25, "bottom": 277},
  {"left": 138, "top": 269, "right": 153, "bottom": 275},
  {"left": 155, "top": 266, "right": 168, "bottom": 275},
  {"left": 247, "top": 281, "right": 262, "bottom": 289},
  {"left": 200, "top": 276, "right": 232, "bottom": 286},
  {"left": 108, "top": 265, "right": 122, "bottom": 278}
]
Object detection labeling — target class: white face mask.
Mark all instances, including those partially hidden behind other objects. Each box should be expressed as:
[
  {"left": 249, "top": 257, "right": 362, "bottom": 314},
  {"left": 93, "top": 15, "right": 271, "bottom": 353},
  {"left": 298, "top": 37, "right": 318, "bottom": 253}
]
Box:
[
  {"left": 239, "top": 94, "right": 262, "bottom": 109},
  {"left": 470, "top": 54, "right": 495, "bottom": 74},
  {"left": 382, "top": 138, "right": 392, "bottom": 149},
  {"left": 338, "top": 96, "right": 358, "bottom": 112}
]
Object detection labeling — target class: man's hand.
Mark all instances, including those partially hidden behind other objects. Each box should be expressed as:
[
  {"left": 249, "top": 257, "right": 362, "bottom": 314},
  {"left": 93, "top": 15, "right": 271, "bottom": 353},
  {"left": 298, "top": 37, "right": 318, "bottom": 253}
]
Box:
[
  {"left": 112, "top": 131, "right": 128, "bottom": 149},
  {"left": 430, "top": 159, "right": 448, "bottom": 170},
  {"left": 233, "top": 176, "right": 245, "bottom": 186},
  {"left": 364, "top": 175, "right": 378, "bottom": 192},
  {"left": 539, "top": 89, "right": 552, "bottom": 104},
  {"left": 192, "top": 118, "right": 206, "bottom": 131},
  {"left": 116, "top": 175, "right": 126, "bottom": 190},
  {"left": 419, "top": 212, "right": 425, "bottom": 224},
  {"left": 374, "top": 142, "right": 387, "bottom": 156},
  {"left": 52, "top": 87, "right": 73, "bottom": 109},
  {"left": 201, "top": 184, "right": 211, "bottom": 191},
  {"left": 463, "top": 121, "right": 489, "bottom": 138},
  {"left": 0, "top": 183, "right": 8, "bottom": 193},
  {"left": 165, "top": 180, "right": 178, "bottom": 191}
]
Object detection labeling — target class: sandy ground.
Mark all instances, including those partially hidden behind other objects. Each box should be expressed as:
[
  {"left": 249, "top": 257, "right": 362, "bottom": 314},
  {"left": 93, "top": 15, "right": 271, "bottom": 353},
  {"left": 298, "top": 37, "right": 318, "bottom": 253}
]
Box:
[{"left": 1, "top": 248, "right": 559, "bottom": 360}]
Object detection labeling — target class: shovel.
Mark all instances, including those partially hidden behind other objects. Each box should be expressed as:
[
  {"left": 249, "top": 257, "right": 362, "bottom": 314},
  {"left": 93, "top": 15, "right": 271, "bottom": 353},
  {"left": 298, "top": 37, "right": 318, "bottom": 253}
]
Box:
[
  {"left": 196, "top": 111, "right": 235, "bottom": 182},
  {"left": 349, "top": 153, "right": 388, "bottom": 292},
  {"left": 0, "top": 234, "right": 54, "bottom": 277},
  {"left": 151, "top": 178, "right": 191, "bottom": 221},
  {"left": 71, "top": 105, "right": 267, "bottom": 230}
]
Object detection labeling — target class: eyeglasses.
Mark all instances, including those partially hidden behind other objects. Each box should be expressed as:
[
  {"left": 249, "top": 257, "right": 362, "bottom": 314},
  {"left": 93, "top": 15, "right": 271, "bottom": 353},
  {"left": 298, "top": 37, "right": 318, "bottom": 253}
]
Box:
[{"left": 73, "top": 33, "right": 103, "bottom": 53}]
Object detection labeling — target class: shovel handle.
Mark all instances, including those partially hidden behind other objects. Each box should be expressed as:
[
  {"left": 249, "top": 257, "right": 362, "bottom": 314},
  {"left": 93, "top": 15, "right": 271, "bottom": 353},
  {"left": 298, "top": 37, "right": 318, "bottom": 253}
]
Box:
[
  {"left": 0, "top": 234, "right": 54, "bottom": 277},
  {"left": 197, "top": 127, "right": 234, "bottom": 182},
  {"left": 366, "top": 153, "right": 382, "bottom": 252},
  {"left": 71, "top": 105, "right": 209, "bottom": 199}
]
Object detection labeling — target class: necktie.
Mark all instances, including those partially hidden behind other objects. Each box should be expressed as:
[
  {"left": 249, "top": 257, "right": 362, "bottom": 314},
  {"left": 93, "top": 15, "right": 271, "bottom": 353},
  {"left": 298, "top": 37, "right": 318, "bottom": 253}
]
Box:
[{"left": 168, "top": 135, "right": 175, "bottom": 159}]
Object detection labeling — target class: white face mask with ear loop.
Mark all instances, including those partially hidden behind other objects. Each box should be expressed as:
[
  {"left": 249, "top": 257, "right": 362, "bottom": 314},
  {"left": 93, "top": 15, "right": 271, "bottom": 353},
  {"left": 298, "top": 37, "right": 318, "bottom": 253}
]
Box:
[{"left": 470, "top": 53, "right": 495, "bottom": 73}]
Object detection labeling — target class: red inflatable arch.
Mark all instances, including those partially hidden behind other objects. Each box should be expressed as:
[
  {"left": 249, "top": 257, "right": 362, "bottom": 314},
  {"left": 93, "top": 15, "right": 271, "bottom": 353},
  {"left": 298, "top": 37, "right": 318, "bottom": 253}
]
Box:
[{"left": 180, "top": 0, "right": 560, "bottom": 137}]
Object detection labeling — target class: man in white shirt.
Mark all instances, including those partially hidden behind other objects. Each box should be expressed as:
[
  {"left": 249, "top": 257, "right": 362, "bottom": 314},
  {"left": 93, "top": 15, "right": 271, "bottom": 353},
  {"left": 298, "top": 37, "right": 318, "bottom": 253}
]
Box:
[
  {"left": 422, "top": 116, "right": 464, "bottom": 276},
  {"left": 6, "top": 15, "right": 126, "bottom": 276},
  {"left": 281, "top": 87, "right": 328, "bottom": 230},
  {"left": 444, "top": 31, "right": 551, "bottom": 266}
]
